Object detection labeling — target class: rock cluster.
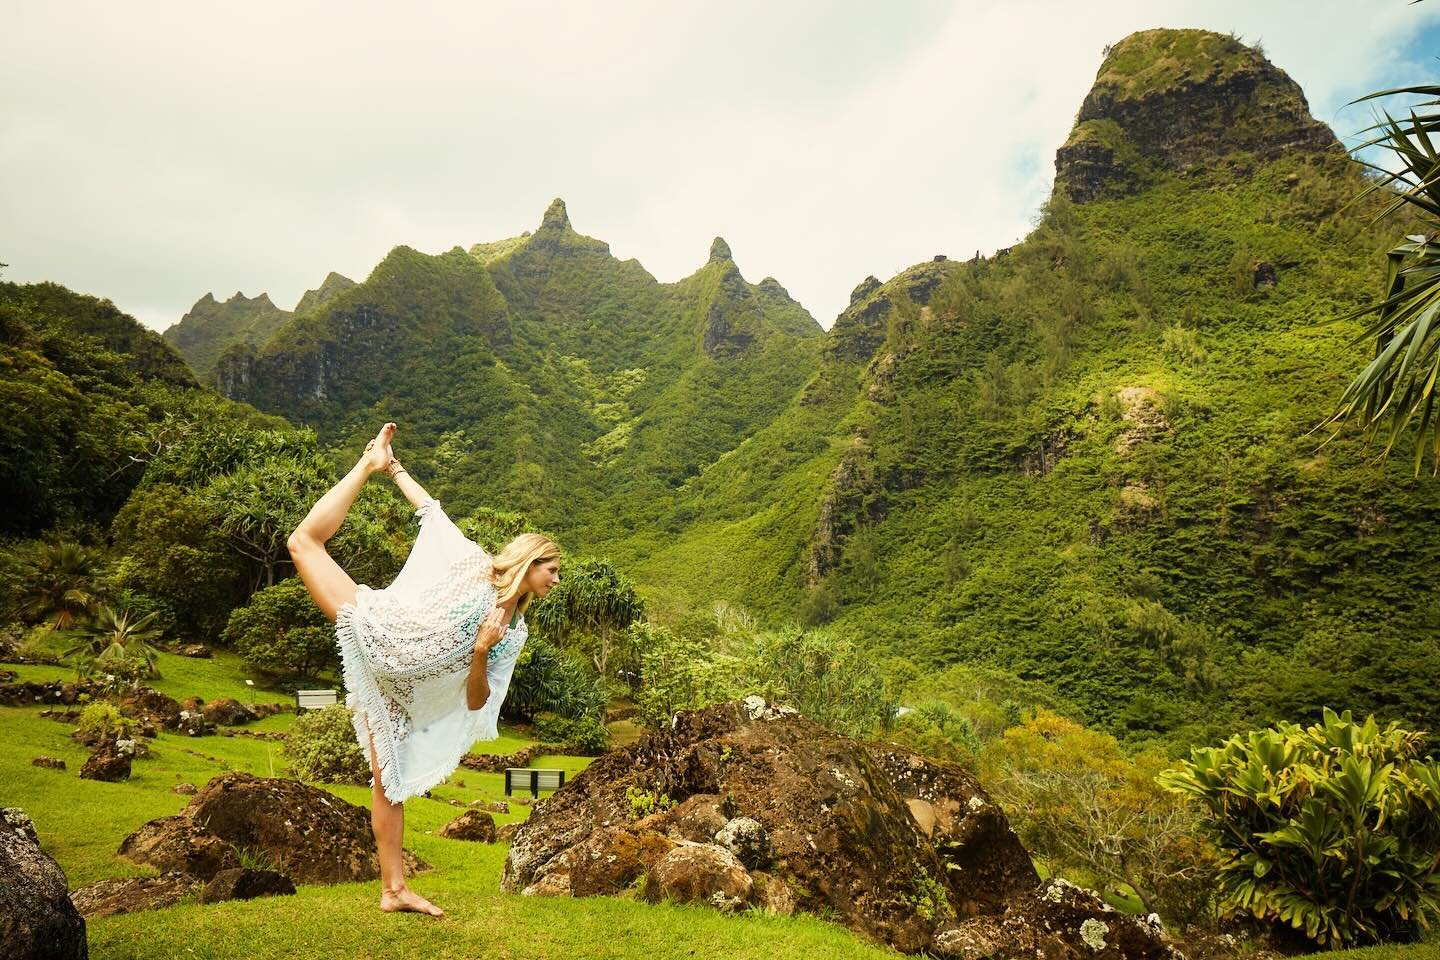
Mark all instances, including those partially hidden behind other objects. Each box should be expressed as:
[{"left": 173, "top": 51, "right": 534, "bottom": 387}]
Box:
[
  {"left": 0, "top": 807, "right": 87, "bottom": 960},
  {"left": 502, "top": 698, "right": 1179, "bottom": 957},
  {"left": 0, "top": 680, "right": 104, "bottom": 707}
]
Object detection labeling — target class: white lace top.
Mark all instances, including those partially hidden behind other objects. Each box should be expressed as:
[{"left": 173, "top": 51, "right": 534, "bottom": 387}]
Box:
[{"left": 335, "top": 498, "right": 526, "bottom": 803}]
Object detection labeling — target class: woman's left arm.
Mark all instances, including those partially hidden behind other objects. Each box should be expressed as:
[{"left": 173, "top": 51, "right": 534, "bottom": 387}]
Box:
[{"left": 466, "top": 608, "right": 505, "bottom": 710}]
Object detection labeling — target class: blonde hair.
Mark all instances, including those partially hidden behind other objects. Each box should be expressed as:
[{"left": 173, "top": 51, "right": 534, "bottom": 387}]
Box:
[{"left": 490, "top": 532, "right": 561, "bottom": 615}]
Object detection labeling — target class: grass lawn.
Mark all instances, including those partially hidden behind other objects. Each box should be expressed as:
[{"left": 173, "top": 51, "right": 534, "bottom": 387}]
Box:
[{"left": 4, "top": 652, "right": 1426, "bottom": 960}]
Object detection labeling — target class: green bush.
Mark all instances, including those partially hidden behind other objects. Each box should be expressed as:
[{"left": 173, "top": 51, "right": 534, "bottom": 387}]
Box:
[
  {"left": 1160, "top": 708, "right": 1440, "bottom": 947},
  {"left": 77, "top": 702, "right": 135, "bottom": 743},
  {"left": 223, "top": 578, "right": 335, "bottom": 679},
  {"left": 283, "top": 704, "right": 369, "bottom": 785},
  {"left": 534, "top": 710, "right": 609, "bottom": 754},
  {"left": 504, "top": 634, "right": 606, "bottom": 721}
]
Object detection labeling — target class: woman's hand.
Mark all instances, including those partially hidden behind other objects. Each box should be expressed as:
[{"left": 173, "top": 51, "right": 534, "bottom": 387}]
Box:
[{"left": 474, "top": 607, "right": 507, "bottom": 654}]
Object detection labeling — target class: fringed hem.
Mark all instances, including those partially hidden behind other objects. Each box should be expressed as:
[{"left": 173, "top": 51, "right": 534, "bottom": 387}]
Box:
[
  {"left": 336, "top": 599, "right": 410, "bottom": 806},
  {"left": 336, "top": 597, "right": 497, "bottom": 806}
]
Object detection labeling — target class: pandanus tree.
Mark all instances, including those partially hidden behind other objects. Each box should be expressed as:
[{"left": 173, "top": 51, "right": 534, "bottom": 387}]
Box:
[
  {"left": 1325, "top": 77, "right": 1440, "bottom": 473},
  {"left": 527, "top": 557, "right": 645, "bottom": 682}
]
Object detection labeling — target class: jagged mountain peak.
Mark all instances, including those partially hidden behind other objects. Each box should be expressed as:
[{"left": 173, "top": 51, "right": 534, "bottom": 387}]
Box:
[
  {"left": 709, "top": 237, "right": 733, "bottom": 263},
  {"left": 1055, "top": 27, "right": 1339, "bottom": 202},
  {"left": 540, "top": 197, "right": 571, "bottom": 231}
]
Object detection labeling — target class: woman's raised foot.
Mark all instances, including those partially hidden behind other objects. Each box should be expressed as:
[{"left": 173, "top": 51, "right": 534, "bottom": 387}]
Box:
[
  {"left": 361, "top": 423, "right": 397, "bottom": 474},
  {"left": 379, "top": 885, "right": 443, "bottom": 917}
]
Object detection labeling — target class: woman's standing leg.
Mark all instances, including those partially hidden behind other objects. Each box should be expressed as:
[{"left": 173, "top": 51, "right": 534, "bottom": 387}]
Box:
[{"left": 368, "top": 733, "right": 442, "bottom": 916}]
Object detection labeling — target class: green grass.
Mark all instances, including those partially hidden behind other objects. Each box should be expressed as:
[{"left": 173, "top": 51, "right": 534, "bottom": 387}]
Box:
[{"left": 2, "top": 678, "right": 894, "bottom": 960}]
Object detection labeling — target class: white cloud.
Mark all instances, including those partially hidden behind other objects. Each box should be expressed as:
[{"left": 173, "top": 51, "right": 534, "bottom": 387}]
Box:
[{"left": 2, "top": 1, "right": 1436, "bottom": 332}]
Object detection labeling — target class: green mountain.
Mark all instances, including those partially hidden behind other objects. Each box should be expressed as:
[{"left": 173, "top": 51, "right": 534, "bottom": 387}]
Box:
[
  {"left": 163, "top": 272, "right": 355, "bottom": 382},
  {"left": 596, "top": 28, "right": 1440, "bottom": 745},
  {"left": 174, "top": 28, "right": 1440, "bottom": 746},
  {"left": 214, "top": 199, "right": 824, "bottom": 544},
  {"left": 0, "top": 281, "right": 202, "bottom": 534}
]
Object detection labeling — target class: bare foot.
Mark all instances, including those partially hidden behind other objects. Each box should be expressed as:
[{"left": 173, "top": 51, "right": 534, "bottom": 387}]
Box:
[
  {"left": 361, "top": 422, "right": 397, "bottom": 474},
  {"left": 380, "top": 886, "right": 443, "bottom": 917}
]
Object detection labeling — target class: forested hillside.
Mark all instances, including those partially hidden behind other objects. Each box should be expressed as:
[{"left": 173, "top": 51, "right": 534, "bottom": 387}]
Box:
[
  {"left": 596, "top": 29, "right": 1440, "bottom": 747},
  {"left": 201, "top": 199, "right": 823, "bottom": 546}
]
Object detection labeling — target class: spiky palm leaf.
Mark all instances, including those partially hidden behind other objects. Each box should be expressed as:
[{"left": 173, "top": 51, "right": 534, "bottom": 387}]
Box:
[
  {"left": 18, "top": 542, "right": 99, "bottom": 629},
  {"left": 1325, "top": 84, "right": 1440, "bottom": 474},
  {"left": 62, "top": 605, "right": 164, "bottom": 679}
]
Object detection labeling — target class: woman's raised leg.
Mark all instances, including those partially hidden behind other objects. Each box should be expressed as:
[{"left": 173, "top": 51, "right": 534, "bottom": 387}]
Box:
[{"left": 287, "top": 423, "right": 396, "bottom": 623}]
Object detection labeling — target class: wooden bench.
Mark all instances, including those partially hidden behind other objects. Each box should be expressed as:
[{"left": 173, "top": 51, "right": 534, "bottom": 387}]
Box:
[
  {"left": 294, "top": 689, "right": 338, "bottom": 713},
  {"left": 505, "top": 767, "right": 565, "bottom": 798}
]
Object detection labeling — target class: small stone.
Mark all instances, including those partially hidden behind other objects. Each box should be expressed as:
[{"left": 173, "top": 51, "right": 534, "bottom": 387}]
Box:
[
  {"left": 31, "top": 756, "right": 66, "bottom": 771},
  {"left": 439, "top": 810, "right": 497, "bottom": 842},
  {"left": 200, "top": 867, "right": 296, "bottom": 903},
  {"left": 713, "top": 817, "right": 770, "bottom": 870},
  {"left": 172, "top": 783, "right": 197, "bottom": 796}
]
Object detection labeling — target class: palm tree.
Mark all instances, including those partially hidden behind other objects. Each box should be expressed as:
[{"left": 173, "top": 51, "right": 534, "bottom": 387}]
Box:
[
  {"left": 18, "top": 542, "right": 99, "bottom": 630},
  {"left": 61, "top": 605, "right": 164, "bottom": 680},
  {"left": 1323, "top": 82, "right": 1440, "bottom": 474}
]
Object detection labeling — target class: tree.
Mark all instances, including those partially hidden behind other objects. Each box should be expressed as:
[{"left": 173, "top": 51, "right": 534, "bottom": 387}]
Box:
[
  {"left": 981, "top": 709, "right": 1217, "bottom": 927},
  {"left": 527, "top": 557, "right": 644, "bottom": 681},
  {"left": 222, "top": 578, "right": 335, "bottom": 678},
  {"left": 1324, "top": 78, "right": 1440, "bottom": 473},
  {"left": 200, "top": 455, "right": 331, "bottom": 590},
  {"left": 16, "top": 542, "right": 100, "bottom": 629}
]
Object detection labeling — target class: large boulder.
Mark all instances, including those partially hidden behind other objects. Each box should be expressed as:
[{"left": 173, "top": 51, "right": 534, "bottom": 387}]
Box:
[
  {"left": 202, "top": 698, "right": 256, "bottom": 726},
  {"left": 118, "top": 772, "right": 427, "bottom": 883},
  {"left": 118, "top": 686, "right": 182, "bottom": 730},
  {"left": 79, "top": 739, "right": 134, "bottom": 782},
  {"left": 502, "top": 698, "right": 1038, "bottom": 952},
  {"left": 502, "top": 698, "right": 1176, "bottom": 956},
  {"left": 0, "top": 807, "right": 87, "bottom": 960},
  {"left": 71, "top": 872, "right": 200, "bottom": 918}
]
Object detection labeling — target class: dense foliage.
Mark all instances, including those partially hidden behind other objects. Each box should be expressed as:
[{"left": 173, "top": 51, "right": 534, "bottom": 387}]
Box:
[
  {"left": 284, "top": 704, "right": 371, "bottom": 785},
  {"left": 222, "top": 578, "right": 336, "bottom": 679},
  {"left": 1161, "top": 709, "right": 1440, "bottom": 947}
]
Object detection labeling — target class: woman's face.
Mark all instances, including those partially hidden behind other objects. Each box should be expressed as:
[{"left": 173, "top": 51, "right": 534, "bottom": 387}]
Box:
[{"left": 523, "top": 558, "right": 561, "bottom": 599}]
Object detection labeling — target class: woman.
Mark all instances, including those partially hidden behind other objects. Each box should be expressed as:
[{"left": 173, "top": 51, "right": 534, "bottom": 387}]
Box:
[{"left": 287, "top": 422, "right": 561, "bottom": 916}]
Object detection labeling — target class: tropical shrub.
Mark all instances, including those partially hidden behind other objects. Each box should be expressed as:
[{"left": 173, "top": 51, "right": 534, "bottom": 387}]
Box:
[
  {"left": 1160, "top": 708, "right": 1440, "bottom": 947},
  {"left": 504, "top": 633, "right": 605, "bottom": 721},
  {"left": 533, "top": 710, "right": 608, "bottom": 754},
  {"left": 77, "top": 702, "right": 135, "bottom": 743},
  {"left": 632, "top": 622, "right": 738, "bottom": 728},
  {"left": 223, "top": 578, "right": 335, "bottom": 678},
  {"left": 61, "top": 605, "right": 164, "bottom": 680},
  {"left": 284, "top": 704, "right": 369, "bottom": 785},
  {"left": 983, "top": 709, "right": 1218, "bottom": 928}
]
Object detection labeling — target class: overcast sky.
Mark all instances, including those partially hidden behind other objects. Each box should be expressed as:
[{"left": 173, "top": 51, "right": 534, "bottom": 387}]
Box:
[{"left": 4, "top": 2, "right": 1440, "bottom": 333}]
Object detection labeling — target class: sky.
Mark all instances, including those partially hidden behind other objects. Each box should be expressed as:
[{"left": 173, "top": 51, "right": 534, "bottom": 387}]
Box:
[{"left": 4, "top": 2, "right": 1440, "bottom": 333}]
